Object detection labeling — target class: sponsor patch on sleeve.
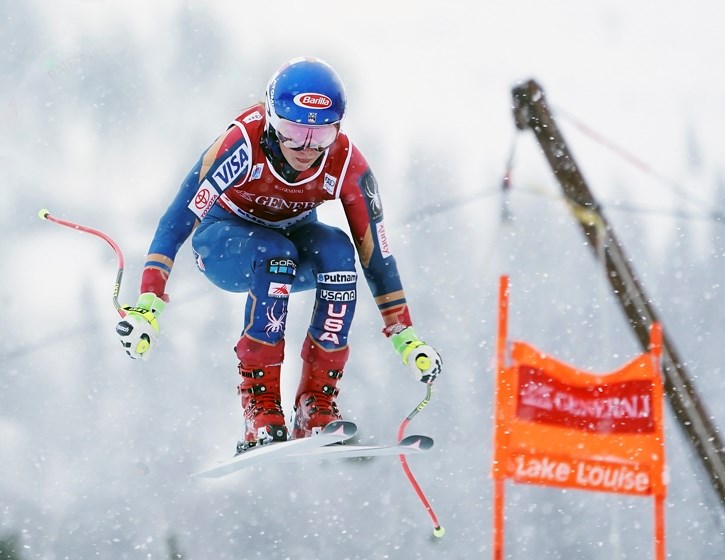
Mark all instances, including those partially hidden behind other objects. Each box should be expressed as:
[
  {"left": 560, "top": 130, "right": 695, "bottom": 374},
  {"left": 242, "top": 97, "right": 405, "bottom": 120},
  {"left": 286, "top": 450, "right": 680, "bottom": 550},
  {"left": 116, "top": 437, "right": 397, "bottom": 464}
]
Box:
[
  {"left": 267, "top": 258, "right": 297, "bottom": 276},
  {"left": 316, "top": 271, "right": 357, "bottom": 284},
  {"left": 187, "top": 179, "right": 220, "bottom": 220},
  {"left": 376, "top": 222, "right": 392, "bottom": 258},
  {"left": 319, "top": 289, "right": 356, "bottom": 301},
  {"left": 268, "top": 282, "right": 291, "bottom": 298}
]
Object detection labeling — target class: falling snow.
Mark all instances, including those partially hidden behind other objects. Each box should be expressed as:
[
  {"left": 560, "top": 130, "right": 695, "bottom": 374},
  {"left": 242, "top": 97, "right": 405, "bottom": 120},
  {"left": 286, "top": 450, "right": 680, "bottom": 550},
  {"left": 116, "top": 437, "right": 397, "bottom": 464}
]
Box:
[{"left": 2, "top": 1, "right": 724, "bottom": 558}]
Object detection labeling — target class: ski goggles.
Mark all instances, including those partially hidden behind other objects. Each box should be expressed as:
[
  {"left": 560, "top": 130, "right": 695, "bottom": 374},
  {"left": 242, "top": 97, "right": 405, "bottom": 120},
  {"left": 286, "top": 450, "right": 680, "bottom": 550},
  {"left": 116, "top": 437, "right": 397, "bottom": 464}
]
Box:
[{"left": 273, "top": 119, "right": 340, "bottom": 152}]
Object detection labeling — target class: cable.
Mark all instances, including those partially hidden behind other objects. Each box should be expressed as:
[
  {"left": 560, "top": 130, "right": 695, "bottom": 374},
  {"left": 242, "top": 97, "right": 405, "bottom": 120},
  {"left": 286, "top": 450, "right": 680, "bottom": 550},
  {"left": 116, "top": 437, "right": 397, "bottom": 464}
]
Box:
[{"left": 556, "top": 107, "right": 725, "bottom": 224}]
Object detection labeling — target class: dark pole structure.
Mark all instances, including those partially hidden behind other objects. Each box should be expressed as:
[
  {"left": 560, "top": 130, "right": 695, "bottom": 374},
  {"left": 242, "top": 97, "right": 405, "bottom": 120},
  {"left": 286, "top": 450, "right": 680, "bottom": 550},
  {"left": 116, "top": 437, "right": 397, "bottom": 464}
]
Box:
[{"left": 511, "top": 78, "right": 725, "bottom": 509}]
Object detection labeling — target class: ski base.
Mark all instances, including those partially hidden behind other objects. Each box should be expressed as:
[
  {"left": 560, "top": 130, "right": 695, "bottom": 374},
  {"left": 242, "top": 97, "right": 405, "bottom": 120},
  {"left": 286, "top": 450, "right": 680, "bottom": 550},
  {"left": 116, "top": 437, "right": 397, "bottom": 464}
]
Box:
[
  {"left": 191, "top": 421, "right": 433, "bottom": 479},
  {"left": 191, "top": 420, "right": 356, "bottom": 479}
]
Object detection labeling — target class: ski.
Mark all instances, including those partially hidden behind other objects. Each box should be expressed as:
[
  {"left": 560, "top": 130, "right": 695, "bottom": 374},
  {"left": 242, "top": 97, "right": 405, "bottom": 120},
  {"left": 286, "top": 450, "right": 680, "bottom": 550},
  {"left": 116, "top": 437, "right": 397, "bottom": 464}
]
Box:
[
  {"left": 191, "top": 422, "right": 434, "bottom": 478},
  {"left": 191, "top": 420, "right": 356, "bottom": 479},
  {"left": 286, "top": 434, "right": 433, "bottom": 461}
]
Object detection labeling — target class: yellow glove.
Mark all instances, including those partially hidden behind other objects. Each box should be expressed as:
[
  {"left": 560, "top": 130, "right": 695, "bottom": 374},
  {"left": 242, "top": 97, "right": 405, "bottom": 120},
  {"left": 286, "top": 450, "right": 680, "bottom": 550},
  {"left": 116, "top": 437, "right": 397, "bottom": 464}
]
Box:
[
  {"left": 115, "top": 293, "right": 166, "bottom": 360},
  {"left": 390, "top": 326, "right": 442, "bottom": 383}
]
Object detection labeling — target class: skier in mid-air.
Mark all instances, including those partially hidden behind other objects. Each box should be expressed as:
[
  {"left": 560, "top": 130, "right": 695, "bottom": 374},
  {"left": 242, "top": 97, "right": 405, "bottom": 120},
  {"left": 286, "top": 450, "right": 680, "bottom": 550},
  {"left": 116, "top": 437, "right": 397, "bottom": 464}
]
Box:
[{"left": 115, "top": 56, "right": 442, "bottom": 452}]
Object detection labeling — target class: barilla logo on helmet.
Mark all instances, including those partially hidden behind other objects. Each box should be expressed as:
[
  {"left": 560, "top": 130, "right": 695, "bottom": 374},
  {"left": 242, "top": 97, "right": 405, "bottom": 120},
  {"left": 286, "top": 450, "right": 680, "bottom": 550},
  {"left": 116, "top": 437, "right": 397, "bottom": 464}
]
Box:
[{"left": 294, "top": 93, "right": 332, "bottom": 109}]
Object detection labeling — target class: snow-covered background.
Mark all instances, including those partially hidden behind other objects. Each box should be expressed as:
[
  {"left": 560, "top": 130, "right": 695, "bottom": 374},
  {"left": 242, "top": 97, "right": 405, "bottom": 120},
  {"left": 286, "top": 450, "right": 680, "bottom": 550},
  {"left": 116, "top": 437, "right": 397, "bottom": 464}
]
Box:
[{"left": 2, "top": 1, "right": 724, "bottom": 558}]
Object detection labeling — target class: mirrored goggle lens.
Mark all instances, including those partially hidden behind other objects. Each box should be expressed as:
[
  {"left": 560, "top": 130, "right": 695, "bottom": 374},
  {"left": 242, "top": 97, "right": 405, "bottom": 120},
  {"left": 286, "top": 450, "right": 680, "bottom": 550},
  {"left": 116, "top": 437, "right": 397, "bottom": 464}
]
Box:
[{"left": 275, "top": 120, "right": 339, "bottom": 151}]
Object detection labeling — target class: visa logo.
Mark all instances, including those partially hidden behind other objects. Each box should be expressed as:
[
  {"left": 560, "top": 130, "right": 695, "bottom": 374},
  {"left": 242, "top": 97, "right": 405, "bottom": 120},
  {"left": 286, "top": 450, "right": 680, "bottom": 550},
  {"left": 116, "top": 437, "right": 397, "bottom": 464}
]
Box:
[{"left": 212, "top": 144, "right": 250, "bottom": 189}]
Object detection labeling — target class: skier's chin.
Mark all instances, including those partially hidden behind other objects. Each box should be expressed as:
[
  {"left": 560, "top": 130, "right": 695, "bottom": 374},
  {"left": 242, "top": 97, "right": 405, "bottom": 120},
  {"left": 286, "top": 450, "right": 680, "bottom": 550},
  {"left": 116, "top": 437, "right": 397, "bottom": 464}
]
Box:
[{"left": 280, "top": 146, "right": 322, "bottom": 171}]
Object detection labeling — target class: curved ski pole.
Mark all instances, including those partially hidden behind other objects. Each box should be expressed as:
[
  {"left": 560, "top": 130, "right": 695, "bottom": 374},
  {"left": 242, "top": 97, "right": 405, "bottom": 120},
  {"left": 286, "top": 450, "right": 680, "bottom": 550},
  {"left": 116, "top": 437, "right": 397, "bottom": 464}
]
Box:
[
  {"left": 38, "top": 209, "right": 126, "bottom": 318},
  {"left": 397, "top": 383, "right": 445, "bottom": 538}
]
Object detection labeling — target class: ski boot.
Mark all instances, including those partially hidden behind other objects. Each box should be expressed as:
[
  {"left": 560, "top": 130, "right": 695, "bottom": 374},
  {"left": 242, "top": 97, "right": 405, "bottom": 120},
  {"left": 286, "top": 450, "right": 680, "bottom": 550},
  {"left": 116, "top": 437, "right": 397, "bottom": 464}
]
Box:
[
  {"left": 292, "top": 361, "right": 344, "bottom": 439},
  {"left": 236, "top": 363, "right": 289, "bottom": 453}
]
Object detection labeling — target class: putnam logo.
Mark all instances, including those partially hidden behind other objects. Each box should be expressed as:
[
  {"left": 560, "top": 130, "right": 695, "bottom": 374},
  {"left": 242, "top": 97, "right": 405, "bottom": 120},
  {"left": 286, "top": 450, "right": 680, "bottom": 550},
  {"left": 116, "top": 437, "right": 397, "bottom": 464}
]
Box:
[
  {"left": 293, "top": 93, "right": 332, "bottom": 109},
  {"left": 317, "top": 271, "right": 357, "bottom": 284}
]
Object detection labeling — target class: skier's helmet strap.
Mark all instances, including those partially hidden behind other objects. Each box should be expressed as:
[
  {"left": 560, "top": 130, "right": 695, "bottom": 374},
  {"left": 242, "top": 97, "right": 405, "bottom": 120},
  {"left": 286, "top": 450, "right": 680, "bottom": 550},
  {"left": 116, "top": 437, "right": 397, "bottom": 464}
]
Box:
[{"left": 265, "top": 57, "right": 347, "bottom": 130}]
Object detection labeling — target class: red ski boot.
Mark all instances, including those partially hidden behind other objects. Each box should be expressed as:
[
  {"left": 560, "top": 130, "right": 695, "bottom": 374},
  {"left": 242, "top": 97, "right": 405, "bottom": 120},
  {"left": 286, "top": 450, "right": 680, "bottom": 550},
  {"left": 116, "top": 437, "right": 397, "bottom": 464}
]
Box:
[
  {"left": 237, "top": 363, "right": 288, "bottom": 452},
  {"left": 292, "top": 361, "right": 344, "bottom": 439}
]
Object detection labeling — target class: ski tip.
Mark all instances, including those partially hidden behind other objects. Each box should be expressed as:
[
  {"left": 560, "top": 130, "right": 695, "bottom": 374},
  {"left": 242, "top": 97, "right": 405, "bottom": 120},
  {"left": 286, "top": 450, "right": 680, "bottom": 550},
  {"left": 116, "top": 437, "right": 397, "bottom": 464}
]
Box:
[
  {"left": 190, "top": 469, "right": 219, "bottom": 479},
  {"left": 322, "top": 420, "right": 357, "bottom": 438},
  {"left": 190, "top": 459, "right": 251, "bottom": 479},
  {"left": 399, "top": 434, "right": 434, "bottom": 451},
  {"left": 191, "top": 460, "right": 243, "bottom": 479}
]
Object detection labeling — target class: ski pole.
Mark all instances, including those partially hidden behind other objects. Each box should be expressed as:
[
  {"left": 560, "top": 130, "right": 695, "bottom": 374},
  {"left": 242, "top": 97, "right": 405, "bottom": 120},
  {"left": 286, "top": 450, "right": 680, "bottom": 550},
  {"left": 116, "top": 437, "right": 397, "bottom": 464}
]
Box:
[
  {"left": 397, "top": 382, "right": 445, "bottom": 538},
  {"left": 38, "top": 209, "right": 126, "bottom": 318}
]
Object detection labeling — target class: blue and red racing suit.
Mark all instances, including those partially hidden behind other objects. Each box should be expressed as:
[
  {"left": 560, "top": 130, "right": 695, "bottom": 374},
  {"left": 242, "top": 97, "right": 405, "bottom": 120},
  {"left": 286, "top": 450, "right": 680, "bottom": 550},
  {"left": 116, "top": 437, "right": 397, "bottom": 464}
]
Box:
[{"left": 140, "top": 103, "right": 412, "bottom": 370}]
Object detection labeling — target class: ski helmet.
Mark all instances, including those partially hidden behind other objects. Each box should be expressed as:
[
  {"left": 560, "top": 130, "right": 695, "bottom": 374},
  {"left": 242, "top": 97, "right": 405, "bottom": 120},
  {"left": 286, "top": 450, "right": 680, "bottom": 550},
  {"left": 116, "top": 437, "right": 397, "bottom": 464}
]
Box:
[{"left": 265, "top": 57, "right": 347, "bottom": 128}]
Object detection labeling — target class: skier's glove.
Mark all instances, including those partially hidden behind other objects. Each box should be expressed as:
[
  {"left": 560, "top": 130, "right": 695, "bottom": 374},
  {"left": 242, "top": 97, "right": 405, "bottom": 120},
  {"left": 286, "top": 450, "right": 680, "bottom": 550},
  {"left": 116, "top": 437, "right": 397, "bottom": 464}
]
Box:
[
  {"left": 390, "top": 326, "right": 442, "bottom": 384},
  {"left": 115, "top": 293, "right": 166, "bottom": 360}
]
